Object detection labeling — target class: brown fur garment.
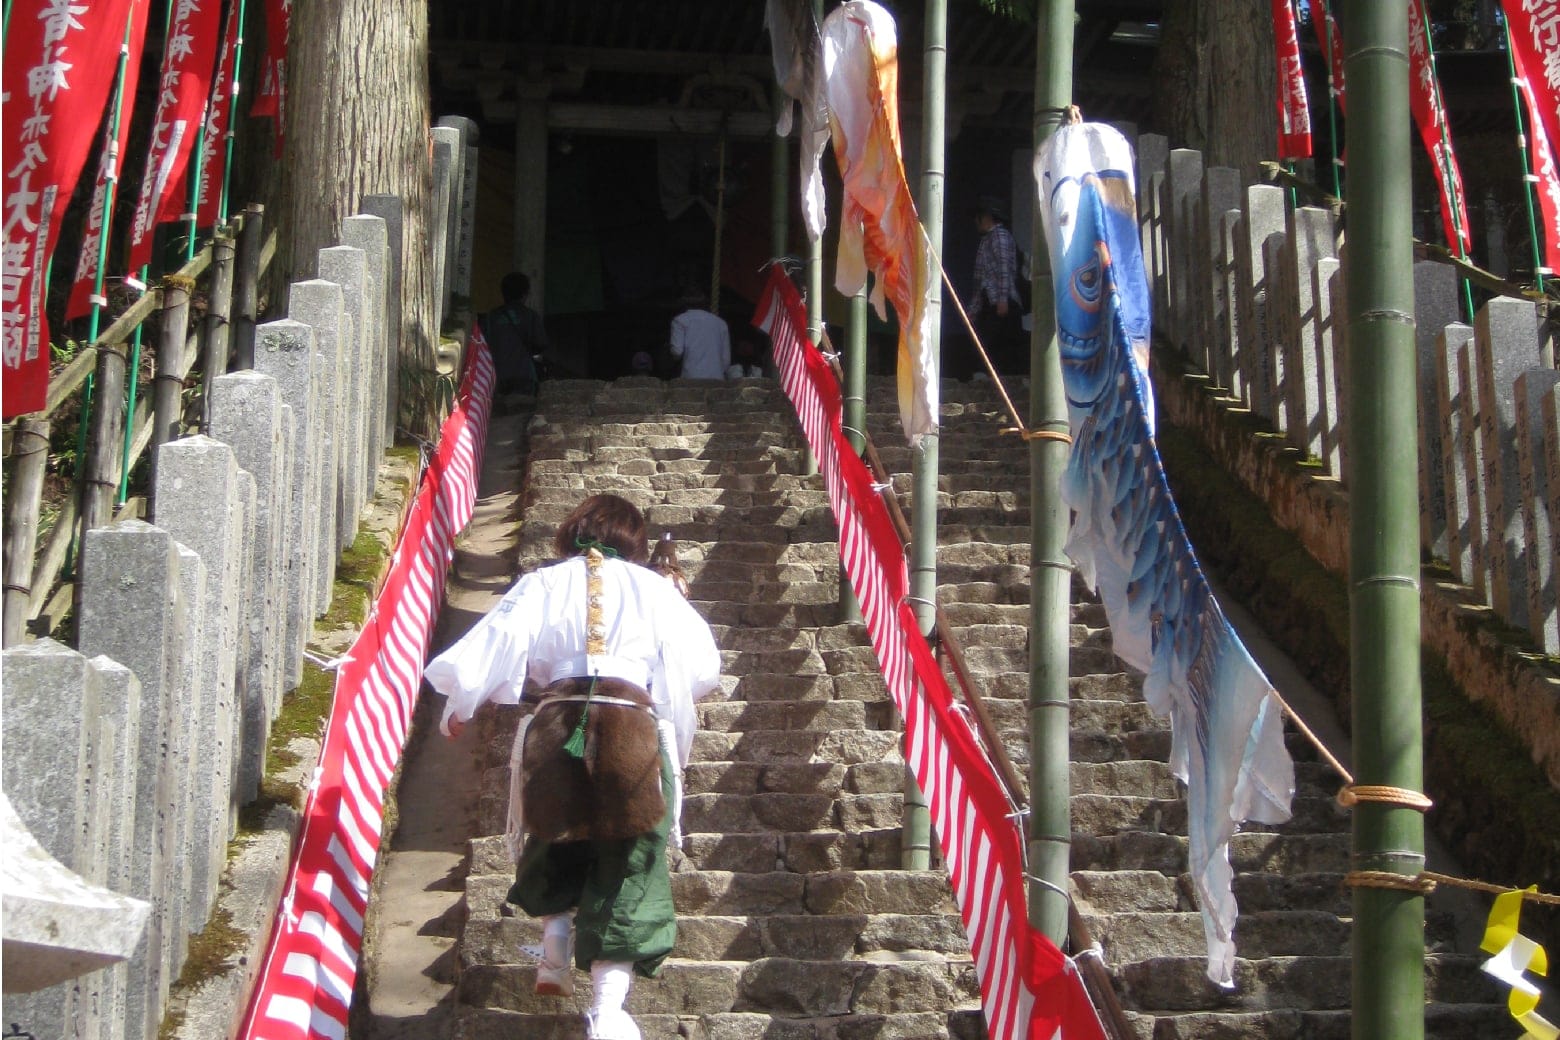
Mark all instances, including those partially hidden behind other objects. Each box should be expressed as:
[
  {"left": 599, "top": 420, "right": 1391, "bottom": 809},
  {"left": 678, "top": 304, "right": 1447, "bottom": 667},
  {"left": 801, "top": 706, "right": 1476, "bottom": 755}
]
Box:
[{"left": 521, "top": 677, "right": 666, "bottom": 843}]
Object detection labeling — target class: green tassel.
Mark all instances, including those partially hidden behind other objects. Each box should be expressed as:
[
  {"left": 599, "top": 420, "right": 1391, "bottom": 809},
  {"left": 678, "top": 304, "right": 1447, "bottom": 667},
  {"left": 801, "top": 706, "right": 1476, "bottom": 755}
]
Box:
[{"left": 562, "top": 676, "right": 596, "bottom": 759}]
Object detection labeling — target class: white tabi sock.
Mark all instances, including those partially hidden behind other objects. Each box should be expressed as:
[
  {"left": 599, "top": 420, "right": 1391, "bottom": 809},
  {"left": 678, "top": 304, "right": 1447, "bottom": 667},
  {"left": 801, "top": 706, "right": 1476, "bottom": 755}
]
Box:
[
  {"left": 586, "top": 961, "right": 640, "bottom": 1040},
  {"left": 541, "top": 912, "right": 574, "bottom": 969}
]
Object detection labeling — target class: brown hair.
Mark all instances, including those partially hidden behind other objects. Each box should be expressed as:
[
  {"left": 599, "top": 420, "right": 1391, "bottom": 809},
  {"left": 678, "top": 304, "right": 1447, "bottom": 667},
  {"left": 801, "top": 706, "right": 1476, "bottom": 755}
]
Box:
[{"left": 553, "top": 494, "right": 650, "bottom": 564}]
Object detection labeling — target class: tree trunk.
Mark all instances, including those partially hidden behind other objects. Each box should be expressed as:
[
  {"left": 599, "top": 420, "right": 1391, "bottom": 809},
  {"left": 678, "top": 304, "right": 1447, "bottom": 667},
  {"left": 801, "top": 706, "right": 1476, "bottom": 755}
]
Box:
[
  {"left": 1153, "top": 0, "right": 1278, "bottom": 182},
  {"left": 279, "top": 0, "right": 438, "bottom": 436}
]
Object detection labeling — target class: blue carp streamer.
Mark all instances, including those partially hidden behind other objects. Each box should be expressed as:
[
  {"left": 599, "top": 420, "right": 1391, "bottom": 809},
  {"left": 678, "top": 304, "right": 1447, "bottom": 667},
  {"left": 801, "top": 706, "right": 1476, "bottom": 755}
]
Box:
[{"left": 1036, "top": 123, "right": 1295, "bottom": 987}]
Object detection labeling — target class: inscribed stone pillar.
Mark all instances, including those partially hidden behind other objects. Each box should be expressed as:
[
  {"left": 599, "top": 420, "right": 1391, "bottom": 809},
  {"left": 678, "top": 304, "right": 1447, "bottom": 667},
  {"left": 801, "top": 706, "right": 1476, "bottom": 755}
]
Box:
[
  {"left": 1515, "top": 369, "right": 1560, "bottom": 651},
  {"left": 1328, "top": 262, "right": 1350, "bottom": 486},
  {"left": 153, "top": 437, "right": 246, "bottom": 924},
  {"left": 1, "top": 639, "right": 116, "bottom": 1040},
  {"left": 1414, "top": 261, "right": 1461, "bottom": 557},
  {"left": 288, "top": 278, "right": 347, "bottom": 602},
  {"left": 515, "top": 85, "right": 550, "bottom": 311},
  {"left": 1215, "top": 210, "right": 1242, "bottom": 395},
  {"left": 1284, "top": 207, "right": 1337, "bottom": 458},
  {"left": 342, "top": 214, "right": 390, "bottom": 472},
  {"left": 233, "top": 468, "right": 256, "bottom": 813},
  {"left": 1454, "top": 337, "right": 1492, "bottom": 600},
  {"left": 431, "top": 127, "right": 458, "bottom": 325},
  {"left": 1473, "top": 297, "right": 1541, "bottom": 628},
  {"left": 1164, "top": 149, "right": 1204, "bottom": 351},
  {"left": 87, "top": 654, "right": 141, "bottom": 1040},
  {"left": 253, "top": 319, "right": 320, "bottom": 689},
  {"left": 1148, "top": 171, "right": 1168, "bottom": 333},
  {"left": 1541, "top": 386, "right": 1560, "bottom": 646},
  {"left": 318, "top": 246, "right": 374, "bottom": 551},
  {"left": 1235, "top": 185, "right": 1286, "bottom": 417},
  {"left": 361, "top": 194, "right": 404, "bottom": 444},
  {"left": 1135, "top": 134, "right": 1169, "bottom": 253},
  {"left": 77, "top": 521, "right": 188, "bottom": 1039},
  {"left": 1434, "top": 324, "right": 1477, "bottom": 586},
  {"left": 169, "top": 542, "right": 206, "bottom": 965},
  {"left": 1257, "top": 232, "right": 1289, "bottom": 428},
  {"left": 1313, "top": 256, "right": 1343, "bottom": 477},
  {"left": 1199, "top": 167, "right": 1241, "bottom": 383},
  {"left": 437, "top": 114, "right": 480, "bottom": 300}
]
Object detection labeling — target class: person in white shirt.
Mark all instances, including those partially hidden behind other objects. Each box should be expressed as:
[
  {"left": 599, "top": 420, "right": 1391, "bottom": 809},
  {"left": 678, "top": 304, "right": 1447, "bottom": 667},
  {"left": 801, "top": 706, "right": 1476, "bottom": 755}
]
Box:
[
  {"left": 667, "top": 290, "right": 731, "bottom": 379},
  {"left": 424, "top": 495, "right": 721, "bottom": 1040}
]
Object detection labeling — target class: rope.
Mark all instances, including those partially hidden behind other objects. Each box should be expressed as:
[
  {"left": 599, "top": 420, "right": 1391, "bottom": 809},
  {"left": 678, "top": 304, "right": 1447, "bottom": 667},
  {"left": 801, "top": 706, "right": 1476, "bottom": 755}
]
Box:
[
  {"left": 1270, "top": 689, "right": 1353, "bottom": 782},
  {"left": 1015, "top": 428, "right": 1073, "bottom": 445},
  {"left": 1420, "top": 872, "right": 1560, "bottom": 907},
  {"left": 1337, "top": 785, "right": 1434, "bottom": 812},
  {"left": 1344, "top": 870, "right": 1438, "bottom": 895}
]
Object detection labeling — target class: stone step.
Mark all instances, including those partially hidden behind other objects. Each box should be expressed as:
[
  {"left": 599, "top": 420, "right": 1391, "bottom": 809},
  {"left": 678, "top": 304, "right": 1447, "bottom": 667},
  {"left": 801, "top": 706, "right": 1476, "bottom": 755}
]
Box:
[
  {"left": 681, "top": 792, "right": 904, "bottom": 835},
  {"left": 454, "top": 1008, "right": 987, "bottom": 1040},
  {"left": 1070, "top": 793, "right": 1348, "bottom": 837},
  {"left": 682, "top": 760, "right": 904, "bottom": 797},
  {"left": 1113, "top": 954, "right": 1500, "bottom": 1014},
  {"left": 1088, "top": 910, "right": 1350, "bottom": 962},
  {"left": 1072, "top": 829, "right": 1354, "bottom": 878},
  {"left": 460, "top": 957, "right": 980, "bottom": 1017},
  {"left": 468, "top": 828, "right": 907, "bottom": 879},
  {"left": 463, "top": 911, "right": 971, "bottom": 967},
  {"left": 526, "top": 485, "right": 833, "bottom": 511},
  {"left": 1071, "top": 868, "right": 1354, "bottom": 918},
  {"left": 1141, "top": 1004, "right": 1513, "bottom": 1040},
  {"left": 690, "top": 728, "right": 900, "bottom": 765}
]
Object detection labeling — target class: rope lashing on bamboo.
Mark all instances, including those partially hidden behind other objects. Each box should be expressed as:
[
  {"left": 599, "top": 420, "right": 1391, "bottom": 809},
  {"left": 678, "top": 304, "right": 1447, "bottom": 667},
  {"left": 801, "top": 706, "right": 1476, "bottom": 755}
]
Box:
[
  {"left": 1018, "top": 429, "right": 1073, "bottom": 445},
  {"left": 1268, "top": 689, "right": 1435, "bottom": 812}
]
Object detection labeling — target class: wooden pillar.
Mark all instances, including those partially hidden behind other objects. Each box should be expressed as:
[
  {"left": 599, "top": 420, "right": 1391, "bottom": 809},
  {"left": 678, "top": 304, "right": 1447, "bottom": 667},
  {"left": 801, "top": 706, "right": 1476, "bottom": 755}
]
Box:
[{"left": 3, "top": 418, "right": 51, "bottom": 646}]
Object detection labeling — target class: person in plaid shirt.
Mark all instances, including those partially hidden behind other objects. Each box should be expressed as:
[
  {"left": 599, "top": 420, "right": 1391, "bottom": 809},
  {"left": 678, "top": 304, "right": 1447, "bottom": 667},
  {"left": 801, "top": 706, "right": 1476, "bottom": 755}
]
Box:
[{"left": 969, "top": 196, "right": 1026, "bottom": 375}]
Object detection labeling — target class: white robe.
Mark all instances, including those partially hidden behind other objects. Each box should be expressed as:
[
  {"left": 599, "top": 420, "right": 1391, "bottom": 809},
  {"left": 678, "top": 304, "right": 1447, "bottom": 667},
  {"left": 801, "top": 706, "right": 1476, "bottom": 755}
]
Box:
[{"left": 423, "top": 555, "right": 721, "bottom": 766}]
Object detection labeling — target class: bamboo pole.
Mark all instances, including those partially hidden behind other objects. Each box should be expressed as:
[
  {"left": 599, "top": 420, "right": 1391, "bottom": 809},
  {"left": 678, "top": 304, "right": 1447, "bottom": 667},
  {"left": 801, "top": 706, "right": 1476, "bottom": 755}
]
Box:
[
  {"left": 842, "top": 284, "right": 868, "bottom": 623},
  {"left": 79, "top": 344, "right": 129, "bottom": 537},
  {"left": 201, "top": 226, "right": 237, "bottom": 427},
  {"left": 1344, "top": 4, "right": 1426, "bottom": 1038},
  {"left": 901, "top": 0, "right": 947, "bottom": 873},
  {"left": 232, "top": 204, "right": 266, "bottom": 368},
  {"left": 3, "top": 418, "right": 51, "bottom": 647},
  {"left": 1028, "top": 0, "right": 1076, "bottom": 946},
  {"left": 218, "top": 0, "right": 249, "bottom": 224},
  {"left": 150, "top": 276, "right": 194, "bottom": 502}
]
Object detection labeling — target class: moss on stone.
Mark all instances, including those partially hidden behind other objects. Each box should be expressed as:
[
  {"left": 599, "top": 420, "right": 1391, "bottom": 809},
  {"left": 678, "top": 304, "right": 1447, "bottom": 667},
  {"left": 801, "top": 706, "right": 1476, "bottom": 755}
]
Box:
[{"left": 158, "top": 907, "right": 246, "bottom": 1038}]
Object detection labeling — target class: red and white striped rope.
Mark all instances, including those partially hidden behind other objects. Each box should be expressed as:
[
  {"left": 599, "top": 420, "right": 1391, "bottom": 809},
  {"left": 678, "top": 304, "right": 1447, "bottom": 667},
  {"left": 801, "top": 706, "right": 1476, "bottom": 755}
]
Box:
[
  {"left": 239, "top": 331, "right": 496, "bottom": 1040},
  {"left": 755, "top": 268, "right": 1102, "bottom": 1040}
]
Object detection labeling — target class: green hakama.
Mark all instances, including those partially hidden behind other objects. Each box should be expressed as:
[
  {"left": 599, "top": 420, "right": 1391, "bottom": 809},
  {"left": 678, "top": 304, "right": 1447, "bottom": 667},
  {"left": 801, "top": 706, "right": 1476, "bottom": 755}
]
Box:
[{"left": 507, "top": 749, "right": 677, "bottom": 977}]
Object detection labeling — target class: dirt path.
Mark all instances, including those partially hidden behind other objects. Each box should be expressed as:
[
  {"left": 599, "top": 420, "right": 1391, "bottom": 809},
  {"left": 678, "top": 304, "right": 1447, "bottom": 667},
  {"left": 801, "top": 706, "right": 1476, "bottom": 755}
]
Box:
[{"left": 353, "top": 406, "right": 526, "bottom": 1038}]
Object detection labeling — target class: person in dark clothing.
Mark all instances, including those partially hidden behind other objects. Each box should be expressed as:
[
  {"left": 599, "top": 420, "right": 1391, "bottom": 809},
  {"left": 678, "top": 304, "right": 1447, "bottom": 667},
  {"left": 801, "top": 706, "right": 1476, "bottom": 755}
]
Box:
[
  {"left": 968, "top": 196, "right": 1027, "bottom": 377},
  {"left": 484, "top": 272, "right": 550, "bottom": 397}
]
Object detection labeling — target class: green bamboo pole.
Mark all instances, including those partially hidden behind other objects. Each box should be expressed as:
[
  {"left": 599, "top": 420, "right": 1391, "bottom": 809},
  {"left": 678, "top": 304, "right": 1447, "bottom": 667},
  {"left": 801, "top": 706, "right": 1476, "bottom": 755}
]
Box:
[
  {"left": 842, "top": 283, "right": 867, "bottom": 624},
  {"left": 1343, "top": 4, "right": 1425, "bottom": 1038},
  {"left": 1503, "top": 22, "right": 1549, "bottom": 295},
  {"left": 803, "top": 0, "right": 824, "bottom": 480},
  {"left": 1027, "top": 0, "right": 1075, "bottom": 948},
  {"left": 900, "top": 0, "right": 947, "bottom": 873},
  {"left": 218, "top": 0, "right": 248, "bottom": 224}
]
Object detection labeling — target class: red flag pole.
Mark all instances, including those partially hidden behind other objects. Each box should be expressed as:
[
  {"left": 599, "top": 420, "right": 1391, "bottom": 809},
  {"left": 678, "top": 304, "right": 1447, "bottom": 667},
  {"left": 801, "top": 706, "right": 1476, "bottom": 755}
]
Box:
[{"left": 1504, "top": 20, "right": 1552, "bottom": 295}]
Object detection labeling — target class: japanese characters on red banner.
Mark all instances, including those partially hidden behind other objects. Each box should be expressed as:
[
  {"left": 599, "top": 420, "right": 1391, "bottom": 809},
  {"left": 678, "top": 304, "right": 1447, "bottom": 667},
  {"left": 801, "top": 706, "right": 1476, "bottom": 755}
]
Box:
[
  {"left": 1503, "top": 0, "right": 1560, "bottom": 275},
  {"left": 1511, "top": 33, "right": 1560, "bottom": 276},
  {"left": 66, "top": 0, "right": 153, "bottom": 321},
  {"left": 125, "top": 0, "right": 223, "bottom": 276},
  {"left": 3, "top": 0, "right": 137, "bottom": 418},
  {"left": 1271, "top": 0, "right": 1312, "bottom": 159},
  {"left": 1408, "top": 0, "right": 1472, "bottom": 254},
  {"left": 253, "top": 0, "right": 292, "bottom": 157},
  {"left": 196, "top": 0, "right": 242, "bottom": 226}
]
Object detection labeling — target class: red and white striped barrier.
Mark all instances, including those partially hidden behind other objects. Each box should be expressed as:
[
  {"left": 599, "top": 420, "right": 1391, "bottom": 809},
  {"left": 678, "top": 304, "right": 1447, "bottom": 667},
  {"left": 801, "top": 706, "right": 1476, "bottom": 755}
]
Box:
[
  {"left": 755, "top": 267, "right": 1104, "bottom": 1040},
  {"left": 239, "top": 332, "right": 496, "bottom": 1040}
]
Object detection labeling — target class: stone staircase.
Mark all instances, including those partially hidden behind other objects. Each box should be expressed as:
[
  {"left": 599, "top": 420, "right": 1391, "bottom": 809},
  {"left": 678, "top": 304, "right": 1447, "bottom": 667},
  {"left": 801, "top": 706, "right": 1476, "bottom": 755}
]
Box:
[{"left": 449, "top": 375, "right": 1506, "bottom": 1040}]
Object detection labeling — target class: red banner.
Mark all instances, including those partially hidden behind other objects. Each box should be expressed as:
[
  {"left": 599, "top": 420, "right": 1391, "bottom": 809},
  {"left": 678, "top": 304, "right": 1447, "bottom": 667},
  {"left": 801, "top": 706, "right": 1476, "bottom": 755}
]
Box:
[
  {"left": 253, "top": 0, "right": 291, "bottom": 157},
  {"left": 2, "top": 0, "right": 138, "bottom": 417},
  {"left": 239, "top": 333, "right": 495, "bottom": 1040},
  {"left": 1307, "top": 0, "right": 1346, "bottom": 109},
  {"left": 1504, "top": 1, "right": 1560, "bottom": 191},
  {"left": 1512, "top": 33, "right": 1560, "bottom": 277},
  {"left": 1271, "top": 0, "right": 1312, "bottom": 159},
  {"left": 196, "top": 0, "right": 242, "bottom": 226},
  {"left": 755, "top": 266, "right": 1105, "bottom": 1040},
  {"left": 125, "top": 0, "right": 223, "bottom": 275},
  {"left": 66, "top": 0, "right": 153, "bottom": 321},
  {"left": 1408, "top": 0, "right": 1472, "bottom": 254}
]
